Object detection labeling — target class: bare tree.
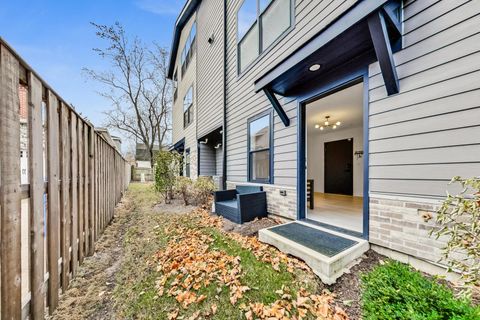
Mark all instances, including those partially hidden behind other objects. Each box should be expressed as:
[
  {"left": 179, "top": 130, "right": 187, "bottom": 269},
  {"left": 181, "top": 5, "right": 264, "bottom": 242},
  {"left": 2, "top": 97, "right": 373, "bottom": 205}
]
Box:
[{"left": 83, "top": 22, "right": 172, "bottom": 166}]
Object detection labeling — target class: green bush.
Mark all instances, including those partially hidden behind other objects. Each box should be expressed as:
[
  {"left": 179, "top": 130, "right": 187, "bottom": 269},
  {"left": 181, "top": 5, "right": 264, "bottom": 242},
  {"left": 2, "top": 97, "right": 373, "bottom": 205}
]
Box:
[
  {"left": 154, "top": 151, "right": 181, "bottom": 203},
  {"left": 431, "top": 176, "right": 480, "bottom": 296},
  {"left": 361, "top": 260, "right": 480, "bottom": 320},
  {"left": 194, "top": 176, "right": 215, "bottom": 206},
  {"left": 175, "top": 176, "right": 193, "bottom": 206}
]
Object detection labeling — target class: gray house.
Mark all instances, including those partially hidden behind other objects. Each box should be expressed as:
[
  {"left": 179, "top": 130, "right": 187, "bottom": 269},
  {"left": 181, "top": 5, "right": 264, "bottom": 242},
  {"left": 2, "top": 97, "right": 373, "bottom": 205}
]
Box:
[{"left": 168, "top": 0, "right": 480, "bottom": 283}]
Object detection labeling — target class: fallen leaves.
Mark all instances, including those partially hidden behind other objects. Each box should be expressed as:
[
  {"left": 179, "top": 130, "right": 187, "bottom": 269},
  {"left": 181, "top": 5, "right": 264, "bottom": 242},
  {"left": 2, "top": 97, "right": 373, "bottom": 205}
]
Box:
[
  {"left": 153, "top": 217, "right": 251, "bottom": 311},
  {"left": 151, "top": 208, "right": 349, "bottom": 319}
]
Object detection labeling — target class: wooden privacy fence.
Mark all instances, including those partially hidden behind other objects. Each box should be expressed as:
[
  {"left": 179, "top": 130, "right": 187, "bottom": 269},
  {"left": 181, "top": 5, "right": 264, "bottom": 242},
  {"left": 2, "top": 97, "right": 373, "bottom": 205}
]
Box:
[{"left": 0, "top": 39, "right": 130, "bottom": 319}]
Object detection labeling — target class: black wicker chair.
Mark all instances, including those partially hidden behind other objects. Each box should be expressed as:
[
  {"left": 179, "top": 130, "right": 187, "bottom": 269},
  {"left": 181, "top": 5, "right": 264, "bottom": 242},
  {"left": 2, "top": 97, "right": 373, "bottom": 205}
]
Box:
[{"left": 214, "top": 186, "right": 267, "bottom": 224}]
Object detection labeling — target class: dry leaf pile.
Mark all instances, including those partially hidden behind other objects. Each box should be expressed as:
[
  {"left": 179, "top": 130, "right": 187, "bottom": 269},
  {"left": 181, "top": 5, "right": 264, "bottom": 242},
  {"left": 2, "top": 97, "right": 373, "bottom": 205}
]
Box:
[
  {"left": 154, "top": 226, "right": 250, "bottom": 306},
  {"left": 152, "top": 208, "right": 349, "bottom": 319},
  {"left": 242, "top": 287, "right": 348, "bottom": 320}
]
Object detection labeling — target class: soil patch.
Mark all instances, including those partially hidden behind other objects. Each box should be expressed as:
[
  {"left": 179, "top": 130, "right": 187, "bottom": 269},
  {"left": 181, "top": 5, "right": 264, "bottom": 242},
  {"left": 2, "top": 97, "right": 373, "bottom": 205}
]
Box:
[
  {"left": 48, "top": 194, "right": 135, "bottom": 320},
  {"left": 221, "top": 217, "right": 279, "bottom": 236}
]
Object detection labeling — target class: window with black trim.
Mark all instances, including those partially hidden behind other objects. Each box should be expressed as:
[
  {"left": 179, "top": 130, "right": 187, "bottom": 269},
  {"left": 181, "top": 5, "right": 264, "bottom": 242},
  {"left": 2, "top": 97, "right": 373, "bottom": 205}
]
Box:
[
  {"left": 181, "top": 22, "right": 196, "bottom": 76},
  {"left": 183, "top": 86, "right": 193, "bottom": 128},
  {"left": 237, "top": 0, "right": 292, "bottom": 73},
  {"left": 185, "top": 148, "right": 191, "bottom": 177},
  {"left": 248, "top": 112, "right": 272, "bottom": 183},
  {"left": 173, "top": 70, "right": 178, "bottom": 101}
]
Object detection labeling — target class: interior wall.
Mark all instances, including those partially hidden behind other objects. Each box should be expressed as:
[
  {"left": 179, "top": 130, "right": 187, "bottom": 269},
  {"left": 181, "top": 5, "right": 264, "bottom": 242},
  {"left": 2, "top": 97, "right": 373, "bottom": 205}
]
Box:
[{"left": 307, "top": 126, "right": 364, "bottom": 197}]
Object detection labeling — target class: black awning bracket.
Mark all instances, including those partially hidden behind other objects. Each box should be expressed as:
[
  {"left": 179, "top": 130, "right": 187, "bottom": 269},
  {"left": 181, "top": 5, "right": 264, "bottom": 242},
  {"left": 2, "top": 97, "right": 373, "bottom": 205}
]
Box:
[
  {"left": 368, "top": 9, "right": 400, "bottom": 95},
  {"left": 263, "top": 88, "right": 290, "bottom": 127}
]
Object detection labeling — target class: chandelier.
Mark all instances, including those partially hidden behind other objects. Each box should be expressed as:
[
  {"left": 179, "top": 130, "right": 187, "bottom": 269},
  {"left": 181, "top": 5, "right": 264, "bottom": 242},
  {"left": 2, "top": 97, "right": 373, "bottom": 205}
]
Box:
[{"left": 315, "top": 116, "right": 341, "bottom": 130}]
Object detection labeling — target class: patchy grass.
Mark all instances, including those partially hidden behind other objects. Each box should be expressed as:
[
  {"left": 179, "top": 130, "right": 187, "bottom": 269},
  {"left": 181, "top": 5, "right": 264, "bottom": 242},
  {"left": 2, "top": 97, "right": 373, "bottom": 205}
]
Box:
[
  {"left": 361, "top": 260, "right": 480, "bottom": 320},
  {"left": 114, "top": 183, "right": 344, "bottom": 319}
]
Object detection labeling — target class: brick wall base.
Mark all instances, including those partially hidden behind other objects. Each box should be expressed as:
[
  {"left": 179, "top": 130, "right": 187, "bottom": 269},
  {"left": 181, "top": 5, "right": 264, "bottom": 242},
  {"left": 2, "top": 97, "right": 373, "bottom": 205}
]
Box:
[
  {"left": 369, "top": 195, "right": 450, "bottom": 266},
  {"left": 226, "top": 181, "right": 297, "bottom": 220}
]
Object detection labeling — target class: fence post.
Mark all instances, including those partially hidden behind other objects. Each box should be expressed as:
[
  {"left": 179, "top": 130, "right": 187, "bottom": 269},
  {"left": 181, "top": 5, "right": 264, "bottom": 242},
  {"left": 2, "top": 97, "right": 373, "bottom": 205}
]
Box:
[{"left": 0, "top": 44, "right": 22, "bottom": 319}]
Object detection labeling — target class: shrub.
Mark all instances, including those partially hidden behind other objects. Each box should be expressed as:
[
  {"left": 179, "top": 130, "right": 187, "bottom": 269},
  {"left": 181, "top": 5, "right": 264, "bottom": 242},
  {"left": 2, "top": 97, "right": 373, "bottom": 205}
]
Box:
[
  {"left": 154, "top": 151, "right": 181, "bottom": 204},
  {"left": 175, "top": 176, "right": 193, "bottom": 206},
  {"left": 194, "top": 176, "right": 215, "bottom": 206},
  {"left": 361, "top": 260, "right": 480, "bottom": 320},
  {"left": 430, "top": 176, "right": 480, "bottom": 297}
]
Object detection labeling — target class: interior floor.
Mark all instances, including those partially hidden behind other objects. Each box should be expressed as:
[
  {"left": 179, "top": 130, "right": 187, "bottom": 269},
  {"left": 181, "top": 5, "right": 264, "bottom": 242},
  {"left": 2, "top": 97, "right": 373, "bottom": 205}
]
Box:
[{"left": 307, "top": 193, "right": 363, "bottom": 233}]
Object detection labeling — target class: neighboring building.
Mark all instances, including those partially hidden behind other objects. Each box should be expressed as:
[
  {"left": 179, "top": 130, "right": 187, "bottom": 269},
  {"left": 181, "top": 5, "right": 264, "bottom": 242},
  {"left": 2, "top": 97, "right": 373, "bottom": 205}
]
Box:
[
  {"left": 111, "top": 135, "right": 122, "bottom": 153},
  {"left": 133, "top": 143, "right": 162, "bottom": 181},
  {"left": 168, "top": 0, "right": 480, "bottom": 281}
]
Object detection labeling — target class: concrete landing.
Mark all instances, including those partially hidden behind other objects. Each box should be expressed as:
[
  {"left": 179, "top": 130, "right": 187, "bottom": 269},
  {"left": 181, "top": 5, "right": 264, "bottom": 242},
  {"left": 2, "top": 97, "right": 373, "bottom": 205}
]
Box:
[{"left": 259, "top": 221, "right": 369, "bottom": 284}]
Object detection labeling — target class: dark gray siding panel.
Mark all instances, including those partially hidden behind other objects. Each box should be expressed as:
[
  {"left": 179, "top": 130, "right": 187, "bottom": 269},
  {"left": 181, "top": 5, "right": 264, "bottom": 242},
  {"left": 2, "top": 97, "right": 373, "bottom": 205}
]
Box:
[
  {"left": 196, "top": 0, "right": 224, "bottom": 138},
  {"left": 368, "top": 0, "right": 480, "bottom": 198},
  {"left": 199, "top": 143, "right": 216, "bottom": 176}
]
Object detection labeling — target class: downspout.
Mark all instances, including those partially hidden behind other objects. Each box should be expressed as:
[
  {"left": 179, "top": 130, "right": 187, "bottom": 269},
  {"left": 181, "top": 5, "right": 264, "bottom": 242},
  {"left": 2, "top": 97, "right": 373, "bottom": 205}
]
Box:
[{"left": 222, "top": 0, "right": 227, "bottom": 190}]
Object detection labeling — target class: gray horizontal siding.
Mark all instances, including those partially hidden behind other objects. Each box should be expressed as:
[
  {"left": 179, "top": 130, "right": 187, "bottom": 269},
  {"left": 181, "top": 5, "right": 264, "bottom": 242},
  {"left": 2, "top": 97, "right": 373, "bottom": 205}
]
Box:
[
  {"left": 196, "top": 0, "right": 224, "bottom": 138},
  {"left": 199, "top": 144, "right": 216, "bottom": 176},
  {"left": 368, "top": 0, "right": 480, "bottom": 198},
  {"left": 225, "top": 0, "right": 358, "bottom": 186}
]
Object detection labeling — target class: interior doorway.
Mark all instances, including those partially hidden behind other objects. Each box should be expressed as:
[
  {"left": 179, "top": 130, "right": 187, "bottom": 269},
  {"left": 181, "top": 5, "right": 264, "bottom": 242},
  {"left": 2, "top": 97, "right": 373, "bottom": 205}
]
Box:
[
  {"left": 325, "top": 138, "right": 353, "bottom": 195},
  {"left": 305, "top": 82, "right": 365, "bottom": 234}
]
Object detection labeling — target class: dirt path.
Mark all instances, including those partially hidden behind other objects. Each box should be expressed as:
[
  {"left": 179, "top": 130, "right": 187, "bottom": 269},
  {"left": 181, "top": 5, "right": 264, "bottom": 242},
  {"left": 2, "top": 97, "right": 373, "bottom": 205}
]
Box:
[{"left": 49, "top": 189, "right": 136, "bottom": 319}]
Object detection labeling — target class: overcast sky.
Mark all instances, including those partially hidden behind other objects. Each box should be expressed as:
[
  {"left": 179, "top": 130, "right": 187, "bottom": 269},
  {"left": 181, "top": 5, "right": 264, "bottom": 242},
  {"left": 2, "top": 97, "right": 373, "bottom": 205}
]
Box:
[{"left": 0, "top": 0, "right": 182, "bottom": 151}]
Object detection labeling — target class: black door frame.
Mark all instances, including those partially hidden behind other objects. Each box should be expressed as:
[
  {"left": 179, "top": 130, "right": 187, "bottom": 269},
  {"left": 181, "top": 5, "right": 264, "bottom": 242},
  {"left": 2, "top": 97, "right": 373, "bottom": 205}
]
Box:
[{"left": 297, "top": 68, "right": 370, "bottom": 240}]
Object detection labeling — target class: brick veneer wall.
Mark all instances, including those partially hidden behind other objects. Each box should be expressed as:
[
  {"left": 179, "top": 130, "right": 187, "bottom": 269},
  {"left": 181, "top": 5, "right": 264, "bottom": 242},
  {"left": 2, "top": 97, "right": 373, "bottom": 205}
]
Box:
[
  {"left": 226, "top": 182, "right": 297, "bottom": 220},
  {"left": 369, "top": 195, "right": 447, "bottom": 264}
]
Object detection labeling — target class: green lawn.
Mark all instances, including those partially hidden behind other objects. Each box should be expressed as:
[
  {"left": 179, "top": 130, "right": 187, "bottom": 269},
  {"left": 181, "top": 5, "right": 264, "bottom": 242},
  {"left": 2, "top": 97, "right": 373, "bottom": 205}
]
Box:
[{"left": 113, "top": 183, "right": 344, "bottom": 319}]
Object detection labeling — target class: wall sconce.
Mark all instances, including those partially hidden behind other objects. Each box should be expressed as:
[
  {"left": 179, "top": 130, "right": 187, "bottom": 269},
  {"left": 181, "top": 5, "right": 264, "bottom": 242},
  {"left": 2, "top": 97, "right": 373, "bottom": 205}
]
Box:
[{"left": 354, "top": 151, "right": 364, "bottom": 159}]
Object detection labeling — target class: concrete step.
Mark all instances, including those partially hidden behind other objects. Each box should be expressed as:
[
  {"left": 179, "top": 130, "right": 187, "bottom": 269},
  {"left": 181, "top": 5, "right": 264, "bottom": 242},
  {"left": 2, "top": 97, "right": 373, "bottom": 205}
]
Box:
[{"left": 258, "top": 221, "right": 369, "bottom": 284}]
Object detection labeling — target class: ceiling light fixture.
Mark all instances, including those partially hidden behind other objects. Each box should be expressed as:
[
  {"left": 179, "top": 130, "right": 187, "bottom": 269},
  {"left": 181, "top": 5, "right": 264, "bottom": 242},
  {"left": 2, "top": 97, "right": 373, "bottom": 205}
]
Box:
[
  {"left": 315, "top": 115, "right": 341, "bottom": 131},
  {"left": 309, "top": 64, "right": 321, "bottom": 72}
]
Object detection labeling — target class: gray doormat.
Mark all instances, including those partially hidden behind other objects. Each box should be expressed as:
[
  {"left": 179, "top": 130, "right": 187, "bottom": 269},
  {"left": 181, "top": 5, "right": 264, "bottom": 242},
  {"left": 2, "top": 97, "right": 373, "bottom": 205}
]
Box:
[{"left": 268, "top": 223, "right": 358, "bottom": 257}]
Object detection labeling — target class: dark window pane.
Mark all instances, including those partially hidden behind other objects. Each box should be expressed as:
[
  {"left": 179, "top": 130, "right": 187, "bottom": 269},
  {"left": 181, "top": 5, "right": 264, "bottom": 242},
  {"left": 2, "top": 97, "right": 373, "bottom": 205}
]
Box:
[
  {"left": 238, "top": 0, "right": 257, "bottom": 40},
  {"left": 183, "top": 86, "right": 193, "bottom": 111},
  {"left": 251, "top": 150, "right": 270, "bottom": 181},
  {"left": 249, "top": 114, "right": 270, "bottom": 151},
  {"left": 185, "top": 150, "right": 191, "bottom": 177},
  {"left": 261, "top": 0, "right": 290, "bottom": 49},
  {"left": 239, "top": 23, "right": 259, "bottom": 72}
]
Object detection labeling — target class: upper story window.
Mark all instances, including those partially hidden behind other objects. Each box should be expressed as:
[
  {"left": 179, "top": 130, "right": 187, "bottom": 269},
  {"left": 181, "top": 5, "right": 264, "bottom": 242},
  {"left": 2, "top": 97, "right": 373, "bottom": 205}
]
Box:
[
  {"left": 238, "top": 0, "right": 292, "bottom": 73},
  {"left": 173, "top": 70, "right": 178, "bottom": 101},
  {"left": 248, "top": 111, "right": 272, "bottom": 183},
  {"left": 181, "top": 22, "right": 197, "bottom": 76},
  {"left": 183, "top": 86, "right": 193, "bottom": 128}
]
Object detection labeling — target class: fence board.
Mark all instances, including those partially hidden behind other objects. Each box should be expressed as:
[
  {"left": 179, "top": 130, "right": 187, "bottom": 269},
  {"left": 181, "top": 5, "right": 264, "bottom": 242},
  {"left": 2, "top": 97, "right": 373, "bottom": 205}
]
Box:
[
  {"left": 0, "top": 43, "right": 22, "bottom": 320},
  {"left": 46, "top": 90, "right": 60, "bottom": 312},
  {"left": 78, "top": 121, "right": 84, "bottom": 264},
  {"left": 70, "top": 113, "right": 78, "bottom": 277},
  {"left": 28, "top": 71, "right": 45, "bottom": 319},
  {"left": 83, "top": 124, "right": 90, "bottom": 257},
  {"left": 59, "top": 102, "right": 71, "bottom": 291}
]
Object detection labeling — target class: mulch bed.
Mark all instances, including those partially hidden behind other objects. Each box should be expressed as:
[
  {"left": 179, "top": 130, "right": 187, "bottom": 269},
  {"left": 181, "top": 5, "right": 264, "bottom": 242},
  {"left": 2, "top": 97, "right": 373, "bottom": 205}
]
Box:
[{"left": 221, "top": 216, "right": 279, "bottom": 237}]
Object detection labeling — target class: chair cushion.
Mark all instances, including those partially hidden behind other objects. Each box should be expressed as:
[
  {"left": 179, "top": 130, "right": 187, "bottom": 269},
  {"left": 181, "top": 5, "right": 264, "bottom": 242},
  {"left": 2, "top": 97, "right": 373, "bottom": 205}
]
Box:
[
  {"left": 217, "top": 200, "right": 238, "bottom": 208},
  {"left": 236, "top": 185, "right": 263, "bottom": 194}
]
